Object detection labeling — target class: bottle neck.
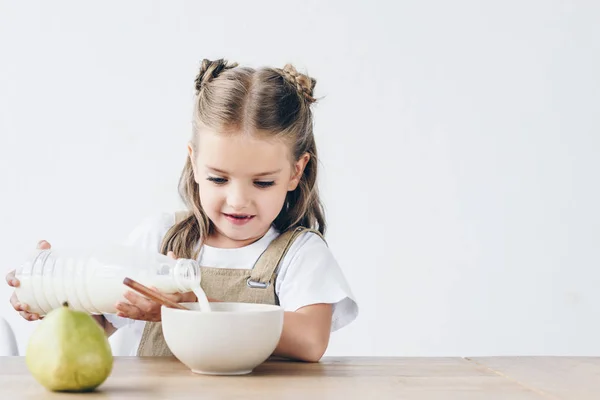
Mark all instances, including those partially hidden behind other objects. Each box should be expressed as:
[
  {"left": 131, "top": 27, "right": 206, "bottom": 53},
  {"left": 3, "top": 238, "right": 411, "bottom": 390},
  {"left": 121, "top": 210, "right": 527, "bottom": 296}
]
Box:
[{"left": 173, "top": 259, "right": 201, "bottom": 292}]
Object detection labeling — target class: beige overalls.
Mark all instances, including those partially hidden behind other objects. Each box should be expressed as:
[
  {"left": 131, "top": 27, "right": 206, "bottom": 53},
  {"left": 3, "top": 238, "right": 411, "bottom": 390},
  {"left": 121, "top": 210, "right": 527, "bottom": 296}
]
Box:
[{"left": 137, "top": 212, "right": 324, "bottom": 356}]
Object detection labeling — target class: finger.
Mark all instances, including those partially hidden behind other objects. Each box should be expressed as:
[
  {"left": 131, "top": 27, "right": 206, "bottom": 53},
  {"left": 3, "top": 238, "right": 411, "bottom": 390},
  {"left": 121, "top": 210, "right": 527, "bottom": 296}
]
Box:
[
  {"left": 157, "top": 287, "right": 196, "bottom": 303},
  {"left": 124, "top": 291, "right": 158, "bottom": 314},
  {"left": 117, "top": 302, "right": 160, "bottom": 322},
  {"left": 162, "top": 292, "right": 184, "bottom": 303},
  {"left": 167, "top": 291, "right": 197, "bottom": 303},
  {"left": 19, "top": 303, "right": 40, "bottom": 321},
  {"left": 116, "top": 302, "right": 144, "bottom": 320},
  {"left": 37, "top": 240, "right": 51, "bottom": 250},
  {"left": 183, "top": 291, "right": 198, "bottom": 302},
  {"left": 10, "top": 293, "right": 22, "bottom": 312},
  {"left": 124, "top": 290, "right": 147, "bottom": 304},
  {"left": 148, "top": 286, "right": 184, "bottom": 303},
  {"left": 150, "top": 286, "right": 173, "bottom": 296},
  {"left": 10, "top": 296, "right": 36, "bottom": 315},
  {"left": 5, "top": 270, "right": 19, "bottom": 287},
  {"left": 19, "top": 311, "right": 40, "bottom": 321}
]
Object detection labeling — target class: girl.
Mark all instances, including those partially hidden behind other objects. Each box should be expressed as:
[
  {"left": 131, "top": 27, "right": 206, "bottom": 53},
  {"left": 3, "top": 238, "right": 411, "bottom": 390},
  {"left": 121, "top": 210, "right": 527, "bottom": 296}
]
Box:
[{"left": 7, "top": 59, "right": 358, "bottom": 362}]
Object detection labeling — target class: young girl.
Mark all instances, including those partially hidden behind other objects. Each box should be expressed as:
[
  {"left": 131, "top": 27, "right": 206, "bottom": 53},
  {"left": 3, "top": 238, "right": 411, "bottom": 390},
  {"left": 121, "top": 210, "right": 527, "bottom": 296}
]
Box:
[{"left": 7, "top": 59, "right": 358, "bottom": 362}]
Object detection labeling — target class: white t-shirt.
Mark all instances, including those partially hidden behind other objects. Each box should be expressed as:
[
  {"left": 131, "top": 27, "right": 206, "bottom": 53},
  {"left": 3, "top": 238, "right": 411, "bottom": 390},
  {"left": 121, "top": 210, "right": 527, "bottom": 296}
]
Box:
[{"left": 105, "top": 212, "right": 358, "bottom": 356}]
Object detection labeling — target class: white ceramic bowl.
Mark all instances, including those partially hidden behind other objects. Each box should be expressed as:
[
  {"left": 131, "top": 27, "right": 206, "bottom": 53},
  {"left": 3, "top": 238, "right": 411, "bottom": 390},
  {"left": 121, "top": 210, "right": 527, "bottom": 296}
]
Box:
[{"left": 161, "top": 302, "right": 284, "bottom": 375}]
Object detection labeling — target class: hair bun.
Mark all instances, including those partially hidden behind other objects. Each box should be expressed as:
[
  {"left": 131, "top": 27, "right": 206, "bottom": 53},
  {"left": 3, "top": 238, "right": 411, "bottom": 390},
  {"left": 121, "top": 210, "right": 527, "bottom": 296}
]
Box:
[
  {"left": 280, "top": 64, "right": 317, "bottom": 104},
  {"left": 194, "top": 58, "right": 238, "bottom": 94}
]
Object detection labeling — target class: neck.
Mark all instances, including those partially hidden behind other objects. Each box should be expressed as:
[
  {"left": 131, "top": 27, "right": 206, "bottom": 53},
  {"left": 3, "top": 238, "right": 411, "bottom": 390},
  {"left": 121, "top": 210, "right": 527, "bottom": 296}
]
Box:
[{"left": 204, "top": 227, "right": 271, "bottom": 249}]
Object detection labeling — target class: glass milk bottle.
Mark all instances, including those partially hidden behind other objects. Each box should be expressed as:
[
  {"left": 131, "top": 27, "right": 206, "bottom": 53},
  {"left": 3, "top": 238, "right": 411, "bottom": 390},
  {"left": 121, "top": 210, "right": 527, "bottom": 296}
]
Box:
[{"left": 14, "top": 244, "right": 201, "bottom": 316}]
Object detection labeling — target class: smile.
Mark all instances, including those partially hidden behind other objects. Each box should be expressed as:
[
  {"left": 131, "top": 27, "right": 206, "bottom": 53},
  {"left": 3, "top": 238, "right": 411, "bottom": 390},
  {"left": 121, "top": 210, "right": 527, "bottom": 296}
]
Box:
[{"left": 224, "top": 213, "right": 255, "bottom": 225}]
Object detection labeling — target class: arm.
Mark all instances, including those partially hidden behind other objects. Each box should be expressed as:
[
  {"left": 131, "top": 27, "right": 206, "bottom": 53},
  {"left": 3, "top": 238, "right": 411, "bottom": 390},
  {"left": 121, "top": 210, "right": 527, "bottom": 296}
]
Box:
[
  {"left": 114, "top": 290, "right": 333, "bottom": 361},
  {"left": 272, "top": 303, "right": 332, "bottom": 362}
]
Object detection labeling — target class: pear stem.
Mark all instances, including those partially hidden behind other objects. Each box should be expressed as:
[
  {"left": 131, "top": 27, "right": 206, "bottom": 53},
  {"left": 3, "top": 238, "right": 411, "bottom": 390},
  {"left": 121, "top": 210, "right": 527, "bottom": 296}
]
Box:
[{"left": 62, "top": 301, "right": 69, "bottom": 308}]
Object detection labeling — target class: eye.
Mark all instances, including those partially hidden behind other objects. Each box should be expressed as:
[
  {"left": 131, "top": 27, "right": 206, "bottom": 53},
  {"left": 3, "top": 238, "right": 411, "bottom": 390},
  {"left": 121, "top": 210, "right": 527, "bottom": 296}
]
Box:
[
  {"left": 207, "top": 177, "right": 227, "bottom": 185},
  {"left": 254, "top": 181, "right": 275, "bottom": 188}
]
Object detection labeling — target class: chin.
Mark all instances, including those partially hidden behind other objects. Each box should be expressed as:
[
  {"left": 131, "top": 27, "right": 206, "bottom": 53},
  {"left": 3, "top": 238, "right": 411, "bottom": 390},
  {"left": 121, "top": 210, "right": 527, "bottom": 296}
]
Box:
[
  {"left": 216, "top": 221, "right": 269, "bottom": 243},
  {"left": 222, "top": 229, "right": 254, "bottom": 241}
]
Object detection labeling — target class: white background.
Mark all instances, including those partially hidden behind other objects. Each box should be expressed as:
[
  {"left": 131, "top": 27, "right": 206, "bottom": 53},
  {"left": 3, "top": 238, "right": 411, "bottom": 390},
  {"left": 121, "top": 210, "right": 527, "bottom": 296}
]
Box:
[{"left": 1, "top": 0, "right": 599, "bottom": 357}]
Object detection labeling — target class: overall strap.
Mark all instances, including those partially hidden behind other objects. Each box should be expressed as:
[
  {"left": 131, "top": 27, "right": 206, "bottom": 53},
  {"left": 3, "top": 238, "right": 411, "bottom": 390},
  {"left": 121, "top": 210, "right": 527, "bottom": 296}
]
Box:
[{"left": 247, "top": 226, "right": 324, "bottom": 288}]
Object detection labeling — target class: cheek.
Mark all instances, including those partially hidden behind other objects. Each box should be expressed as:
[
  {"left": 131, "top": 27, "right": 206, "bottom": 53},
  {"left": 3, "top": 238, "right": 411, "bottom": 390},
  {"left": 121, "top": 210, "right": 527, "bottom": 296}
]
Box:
[
  {"left": 258, "top": 187, "right": 288, "bottom": 215},
  {"left": 197, "top": 183, "right": 220, "bottom": 209}
]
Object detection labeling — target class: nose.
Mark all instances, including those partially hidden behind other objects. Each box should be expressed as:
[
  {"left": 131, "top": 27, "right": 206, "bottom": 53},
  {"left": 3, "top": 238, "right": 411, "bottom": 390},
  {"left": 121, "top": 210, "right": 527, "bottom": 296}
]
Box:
[{"left": 226, "top": 182, "right": 251, "bottom": 210}]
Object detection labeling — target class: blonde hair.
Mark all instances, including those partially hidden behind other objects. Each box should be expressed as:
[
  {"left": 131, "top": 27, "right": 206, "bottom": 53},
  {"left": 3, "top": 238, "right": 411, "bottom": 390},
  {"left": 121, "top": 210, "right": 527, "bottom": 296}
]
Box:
[{"left": 161, "top": 59, "right": 325, "bottom": 258}]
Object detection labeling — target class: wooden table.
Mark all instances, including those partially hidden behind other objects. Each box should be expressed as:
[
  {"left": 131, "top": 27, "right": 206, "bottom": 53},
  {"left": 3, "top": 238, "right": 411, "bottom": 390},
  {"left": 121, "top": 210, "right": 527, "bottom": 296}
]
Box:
[{"left": 1, "top": 356, "right": 598, "bottom": 399}]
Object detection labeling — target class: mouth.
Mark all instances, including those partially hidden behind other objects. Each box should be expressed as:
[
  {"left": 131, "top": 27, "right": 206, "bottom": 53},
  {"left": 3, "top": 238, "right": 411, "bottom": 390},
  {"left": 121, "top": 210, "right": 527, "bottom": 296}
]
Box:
[
  {"left": 223, "top": 213, "right": 255, "bottom": 224},
  {"left": 224, "top": 213, "right": 254, "bottom": 219}
]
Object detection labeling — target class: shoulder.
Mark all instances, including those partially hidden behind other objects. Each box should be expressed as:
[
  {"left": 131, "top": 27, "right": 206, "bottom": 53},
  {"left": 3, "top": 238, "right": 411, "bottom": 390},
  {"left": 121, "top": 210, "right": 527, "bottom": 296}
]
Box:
[
  {"left": 275, "top": 229, "right": 331, "bottom": 272},
  {"left": 290, "top": 229, "right": 330, "bottom": 260},
  {"left": 279, "top": 228, "right": 335, "bottom": 273},
  {"left": 123, "top": 212, "right": 177, "bottom": 252}
]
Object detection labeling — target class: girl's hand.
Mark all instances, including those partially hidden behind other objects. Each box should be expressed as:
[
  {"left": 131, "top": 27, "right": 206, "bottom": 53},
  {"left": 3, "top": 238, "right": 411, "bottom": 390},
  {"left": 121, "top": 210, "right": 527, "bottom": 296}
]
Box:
[
  {"left": 115, "top": 251, "right": 198, "bottom": 322},
  {"left": 6, "top": 240, "right": 51, "bottom": 321},
  {"left": 116, "top": 290, "right": 198, "bottom": 322}
]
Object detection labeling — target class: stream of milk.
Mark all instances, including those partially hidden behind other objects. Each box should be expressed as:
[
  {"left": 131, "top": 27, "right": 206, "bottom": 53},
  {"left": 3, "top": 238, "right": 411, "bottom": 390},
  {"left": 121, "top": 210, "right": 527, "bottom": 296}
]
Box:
[{"left": 193, "top": 287, "right": 212, "bottom": 312}]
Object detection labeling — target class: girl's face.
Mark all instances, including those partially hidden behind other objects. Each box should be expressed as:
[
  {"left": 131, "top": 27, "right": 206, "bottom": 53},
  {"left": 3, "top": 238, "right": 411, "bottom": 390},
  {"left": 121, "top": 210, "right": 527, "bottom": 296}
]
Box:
[{"left": 189, "top": 129, "right": 309, "bottom": 248}]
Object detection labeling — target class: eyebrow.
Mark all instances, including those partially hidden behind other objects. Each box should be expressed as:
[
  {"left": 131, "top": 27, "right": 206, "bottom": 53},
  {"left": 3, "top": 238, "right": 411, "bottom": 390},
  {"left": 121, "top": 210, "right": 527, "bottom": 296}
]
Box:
[{"left": 206, "top": 166, "right": 282, "bottom": 177}]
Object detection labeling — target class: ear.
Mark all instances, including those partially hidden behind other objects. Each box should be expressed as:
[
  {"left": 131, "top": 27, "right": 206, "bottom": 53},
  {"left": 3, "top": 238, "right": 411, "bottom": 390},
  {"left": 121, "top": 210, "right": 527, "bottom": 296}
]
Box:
[
  {"left": 288, "top": 153, "right": 310, "bottom": 191},
  {"left": 187, "top": 142, "right": 200, "bottom": 184}
]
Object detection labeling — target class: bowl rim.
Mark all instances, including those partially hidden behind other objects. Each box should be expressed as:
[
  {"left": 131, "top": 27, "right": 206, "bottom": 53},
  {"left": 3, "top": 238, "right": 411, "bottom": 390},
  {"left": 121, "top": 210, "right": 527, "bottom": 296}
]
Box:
[{"left": 161, "top": 302, "right": 283, "bottom": 315}]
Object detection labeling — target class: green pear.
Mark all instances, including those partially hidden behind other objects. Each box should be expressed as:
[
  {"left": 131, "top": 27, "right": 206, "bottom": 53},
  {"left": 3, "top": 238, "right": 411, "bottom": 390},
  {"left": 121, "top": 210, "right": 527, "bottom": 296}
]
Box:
[{"left": 26, "top": 302, "right": 113, "bottom": 392}]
